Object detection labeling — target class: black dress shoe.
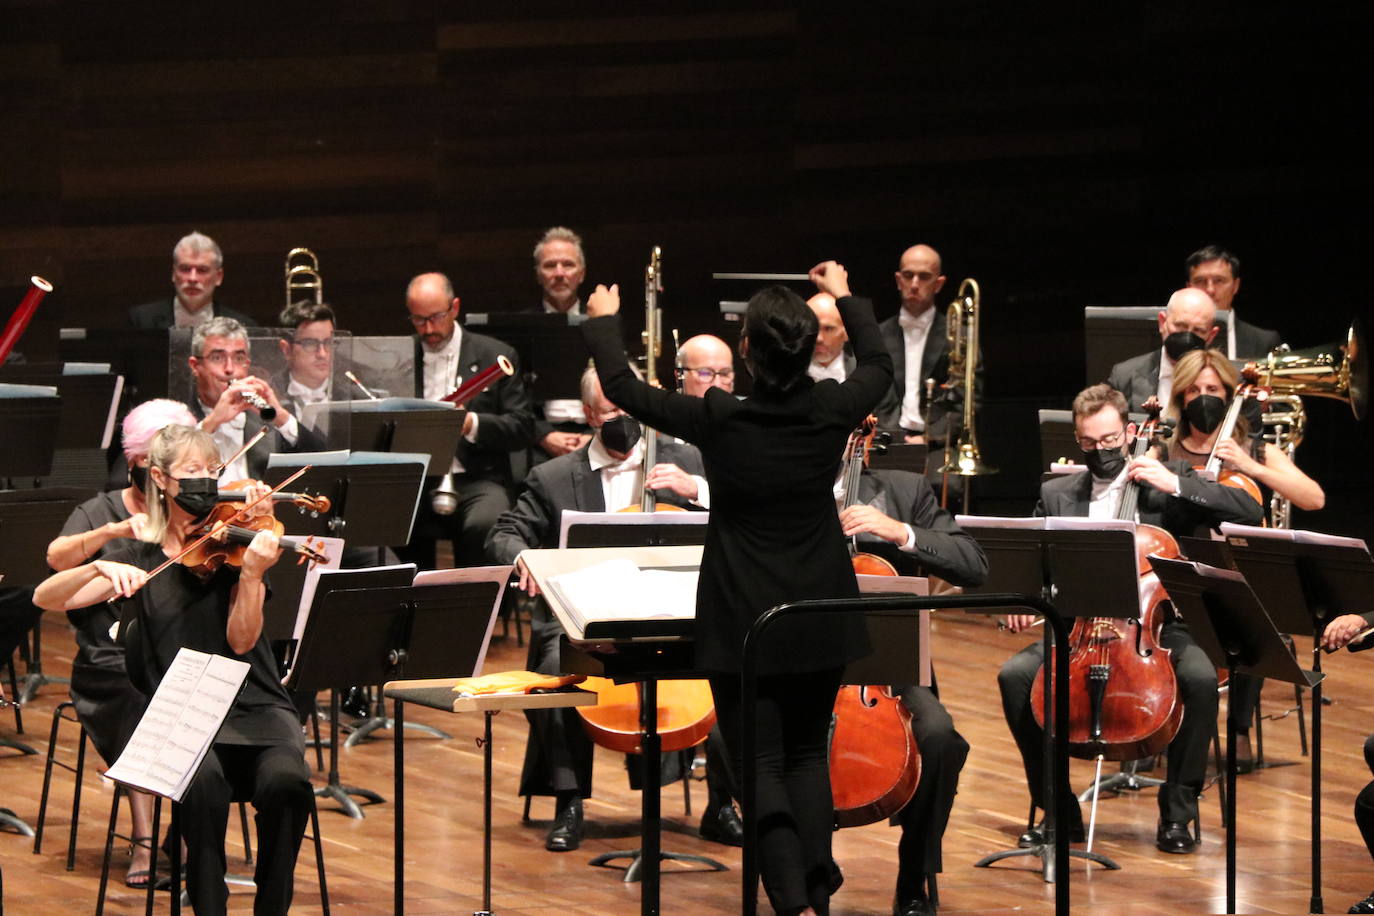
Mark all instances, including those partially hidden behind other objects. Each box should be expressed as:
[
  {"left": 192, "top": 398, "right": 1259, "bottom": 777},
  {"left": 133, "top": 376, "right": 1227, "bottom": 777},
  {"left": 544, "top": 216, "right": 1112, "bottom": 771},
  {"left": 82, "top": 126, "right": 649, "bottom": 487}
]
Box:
[
  {"left": 698, "top": 805, "right": 744, "bottom": 846},
  {"left": 1349, "top": 891, "right": 1374, "bottom": 913},
  {"left": 1017, "top": 817, "right": 1085, "bottom": 847},
  {"left": 546, "top": 798, "right": 583, "bottom": 852},
  {"left": 894, "top": 894, "right": 936, "bottom": 916},
  {"left": 1155, "top": 819, "right": 1197, "bottom": 854}
]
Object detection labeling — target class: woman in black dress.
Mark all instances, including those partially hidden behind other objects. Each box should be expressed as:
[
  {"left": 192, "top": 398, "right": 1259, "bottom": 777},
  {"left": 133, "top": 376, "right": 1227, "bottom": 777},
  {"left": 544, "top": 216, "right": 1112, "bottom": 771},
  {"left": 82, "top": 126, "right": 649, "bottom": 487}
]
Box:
[
  {"left": 581, "top": 261, "right": 892, "bottom": 915},
  {"left": 36, "top": 425, "right": 313, "bottom": 916},
  {"left": 45, "top": 397, "right": 196, "bottom": 886}
]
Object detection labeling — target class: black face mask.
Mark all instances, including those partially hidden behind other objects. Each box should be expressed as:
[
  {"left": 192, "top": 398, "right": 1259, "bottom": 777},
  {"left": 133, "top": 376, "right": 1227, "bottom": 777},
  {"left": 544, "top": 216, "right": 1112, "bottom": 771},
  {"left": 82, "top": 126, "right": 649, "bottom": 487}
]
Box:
[
  {"left": 1083, "top": 445, "right": 1128, "bottom": 481},
  {"left": 1163, "top": 331, "right": 1207, "bottom": 362},
  {"left": 1185, "top": 394, "right": 1228, "bottom": 434},
  {"left": 598, "top": 415, "right": 642, "bottom": 455},
  {"left": 128, "top": 463, "right": 148, "bottom": 494},
  {"left": 171, "top": 477, "right": 219, "bottom": 520}
]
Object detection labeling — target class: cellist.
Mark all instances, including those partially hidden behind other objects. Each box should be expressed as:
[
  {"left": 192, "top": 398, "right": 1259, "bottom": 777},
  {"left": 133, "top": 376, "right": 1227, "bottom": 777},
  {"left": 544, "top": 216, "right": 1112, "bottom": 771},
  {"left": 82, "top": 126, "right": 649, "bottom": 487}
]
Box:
[{"left": 998, "top": 384, "right": 1262, "bottom": 855}]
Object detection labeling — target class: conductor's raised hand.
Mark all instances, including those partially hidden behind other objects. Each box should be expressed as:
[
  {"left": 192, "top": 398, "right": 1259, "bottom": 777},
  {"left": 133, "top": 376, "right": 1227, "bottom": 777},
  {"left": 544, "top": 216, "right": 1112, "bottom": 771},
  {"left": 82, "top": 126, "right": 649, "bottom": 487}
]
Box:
[
  {"left": 587, "top": 283, "right": 621, "bottom": 318},
  {"left": 809, "top": 261, "right": 853, "bottom": 300},
  {"left": 94, "top": 560, "right": 148, "bottom": 599},
  {"left": 240, "top": 528, "right": 281, "bottom": 579}
]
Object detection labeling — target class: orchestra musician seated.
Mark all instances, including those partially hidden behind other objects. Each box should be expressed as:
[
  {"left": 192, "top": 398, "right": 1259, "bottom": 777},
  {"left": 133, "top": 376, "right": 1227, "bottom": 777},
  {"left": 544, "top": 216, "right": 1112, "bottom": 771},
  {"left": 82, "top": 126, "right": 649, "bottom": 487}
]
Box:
[
  {"left": 129, "top": 231, "right": 255, "bottom": 330},
  {"left": 1106, "top": 288, "right": 1219, "bottom": 415},
  {"left": 1184, "top": 245, "right": 1282, "bottom": 360},
  {"left": 807, "top": 292, "right": 900, "bottom": 427},
  {"left": 528, "top": 227, "right": 594, "bottom": 463},
  {"left": 274, "top": 300, "right": 342, "bottom": 423},
  {"left": 998, "top": 383, "right": 1263, "bottom": 855},
  {"left": 35, "top": 426, "right": 313, "bottom": 916},
  {"left": 835, "top": 459, "right": 987, "bottom": 916},
  {"left": 485, "top": 367, "right": 739, "bottom": 852}
]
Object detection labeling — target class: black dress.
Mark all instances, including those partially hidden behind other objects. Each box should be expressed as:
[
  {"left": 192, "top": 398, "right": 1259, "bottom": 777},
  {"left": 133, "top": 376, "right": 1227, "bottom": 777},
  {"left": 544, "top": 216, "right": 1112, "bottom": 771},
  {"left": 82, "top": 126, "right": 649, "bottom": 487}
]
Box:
[{"left": 56, "top": 491, "right": 145, "bottom": 765}]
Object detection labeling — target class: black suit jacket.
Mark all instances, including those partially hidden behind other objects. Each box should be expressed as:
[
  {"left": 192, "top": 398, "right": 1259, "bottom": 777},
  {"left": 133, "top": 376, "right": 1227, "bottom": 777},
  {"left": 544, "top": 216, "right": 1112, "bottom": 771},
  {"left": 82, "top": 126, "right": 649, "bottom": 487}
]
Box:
[
  {"left": 1233, "top": 318, "right": 1282, "bottom": 360},
  {"left": 484, "top": 440, "right": 704, "bottom": 564},
  {"left": 584, "top": 295, "right": 893, "bottom": 676},
  {"left": 1034, "top": 459, "right": 1263, "bottom": 539},
  {"left": 411, "top": 331, "right": 535, "bottom": 484},
  {"left": 854, "top": 468, "right": 988, "bottom": 587},
  {"left": 128, "top": 298, "right": 256, "bottom": 330},
  {"left": 1106, "top": 349, "right": 1162, "bottom": 414},
  {"left": 877, "top": 308, "right": 982, "bottom": 440},
  {"left": 188, "top": 396, "right": 326, "bottom": 481}
]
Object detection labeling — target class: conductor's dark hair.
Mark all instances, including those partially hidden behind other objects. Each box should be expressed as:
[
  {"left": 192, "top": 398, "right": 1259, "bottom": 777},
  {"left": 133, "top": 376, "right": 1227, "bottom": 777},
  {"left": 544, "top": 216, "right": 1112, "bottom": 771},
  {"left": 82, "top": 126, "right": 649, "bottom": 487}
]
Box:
[
  {"left": 740, "top": 285, "right": 818, "bottom": 396},
  {"left": 1185, "top": 245, "right": 1241, "bottom": 279}
]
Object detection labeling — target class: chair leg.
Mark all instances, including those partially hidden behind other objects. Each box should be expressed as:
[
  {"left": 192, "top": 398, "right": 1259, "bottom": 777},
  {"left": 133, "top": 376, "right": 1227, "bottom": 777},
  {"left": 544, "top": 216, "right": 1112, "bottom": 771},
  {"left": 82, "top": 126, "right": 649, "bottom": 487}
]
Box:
[
  {"left": 682, "top": 751, "right": 692, "bottom": 817},
  {"left": 522, "top": 794, "right": 532, "bottom": 823},
  {"left": 32, "top": 702, "right": 67, "bottom": 854},
  {"left": 309, "top": 792, "right": 330, "bottom": 915},
  {"left": 1296, "top": 683, "right": 1309, "bottom": 756},
  {"left": 6, "top": 658, "right": 23, "bottom": 733},
  {"left": 69, "top": 731, "right": 88, "bottom": 871},
  {"left": 95, "top": 785, "right": 124, "bottom": 916},
  {"left": 1212, "top": 721, "right": 1228, "bottom": 828},
  {"left": 239, "top": 801, "right": 253, "bottom": 865},
  {"left": 1253, "top": 693, "right": 1266, "bottom": 767}
]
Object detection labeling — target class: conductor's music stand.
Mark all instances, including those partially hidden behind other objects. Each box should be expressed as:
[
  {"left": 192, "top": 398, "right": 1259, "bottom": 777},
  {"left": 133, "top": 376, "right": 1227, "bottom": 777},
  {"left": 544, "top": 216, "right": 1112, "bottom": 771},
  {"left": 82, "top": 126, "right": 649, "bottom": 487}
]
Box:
[
  {"left": 1149, "top": 556, "right": 1321, "bottom": 915},
  {"left": 959, "top": 519, "right": 1142, "bottom": 878},
  {"left": 1220, "top": 524, "right": 1374, "bottom": 914}
]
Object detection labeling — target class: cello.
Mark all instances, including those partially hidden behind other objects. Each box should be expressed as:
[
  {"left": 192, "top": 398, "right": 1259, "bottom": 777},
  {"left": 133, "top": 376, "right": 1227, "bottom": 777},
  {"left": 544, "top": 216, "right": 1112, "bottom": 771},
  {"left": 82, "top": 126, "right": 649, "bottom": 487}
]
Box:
[
  {"left": 828, "top": 417, "right": 923, "bottom": 828},
  {"left": 1029, "top": 406, "right": 1183, "bottom": 761}
]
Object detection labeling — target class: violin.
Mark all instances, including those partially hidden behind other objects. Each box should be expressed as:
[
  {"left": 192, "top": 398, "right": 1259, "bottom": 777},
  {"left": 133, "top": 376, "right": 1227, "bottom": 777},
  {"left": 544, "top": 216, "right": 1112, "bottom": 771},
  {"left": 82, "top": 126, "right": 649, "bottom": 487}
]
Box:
[
  {"left": 215, "top": 487, "right": 330, "bottom": 515},
  {"left": 1030, "top": 406, "right": 1184, "bottom": 761},
  {"left": 181, "top": 500, "right": 329, "bottom": 575},
  {"left": 829, "top": 416, "right": 922, "bottom": 828}
]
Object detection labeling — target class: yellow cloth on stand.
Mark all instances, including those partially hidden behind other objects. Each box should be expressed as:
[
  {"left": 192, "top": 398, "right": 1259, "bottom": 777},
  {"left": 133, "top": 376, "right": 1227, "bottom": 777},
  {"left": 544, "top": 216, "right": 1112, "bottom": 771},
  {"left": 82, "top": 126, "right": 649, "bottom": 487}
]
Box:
[{"left": 449, "top": 670, "right": 586, "bottom": 696}]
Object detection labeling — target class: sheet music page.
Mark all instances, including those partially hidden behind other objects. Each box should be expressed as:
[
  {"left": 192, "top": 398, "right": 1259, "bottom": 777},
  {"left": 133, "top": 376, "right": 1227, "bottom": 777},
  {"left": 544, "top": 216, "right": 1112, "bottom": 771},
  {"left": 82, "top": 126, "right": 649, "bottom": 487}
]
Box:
[
  {"left": 100, "top": 375, "right": 125, "bottom": 450},
  {"left": 413, "top": 565, "right": 514, "bottom": 674},
  {"left": 546, "top": 558, "right": 698, "bottom": 630},
  {"left": 104, "top": 649, "right": 250, "bottom": 802},
  {"left": 289, "top": 537, "right": 346, "bottom": 644},
  {"left": 1044, "top": 516, "right": 1137, "bottom": 533},
  {"left": 954, "top": 515, "right": 1046, "bottom": 529},
  {"left": 1220, "top": 522, "right": 1369, "bottom": 552}
]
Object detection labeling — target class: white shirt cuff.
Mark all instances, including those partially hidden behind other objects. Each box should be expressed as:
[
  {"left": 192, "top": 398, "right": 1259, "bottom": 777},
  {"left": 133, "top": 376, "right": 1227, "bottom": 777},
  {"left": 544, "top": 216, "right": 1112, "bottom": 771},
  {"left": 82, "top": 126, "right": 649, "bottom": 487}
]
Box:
[
  {"left": 276, "top": 412, "right": 300, "bottom": 446},
  {"left": 691, "top": 476, "right": 711, "bottom": 510},
  {"left": 899, "top": 523, "right": 917, "bottom": 552},
  {"left": 464, "top": 412, "right": 480, "bottom": 443}
]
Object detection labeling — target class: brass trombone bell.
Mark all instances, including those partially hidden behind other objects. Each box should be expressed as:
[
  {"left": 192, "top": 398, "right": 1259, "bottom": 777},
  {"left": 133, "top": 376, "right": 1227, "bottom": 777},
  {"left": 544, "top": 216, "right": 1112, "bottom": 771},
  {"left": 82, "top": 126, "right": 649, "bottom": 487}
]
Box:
[
  {"left": 1254, "top": 317, "right": 1366, "bottom": 421},
  {"left": 285, "top": 247, "right": 323, "bottom": 308}
]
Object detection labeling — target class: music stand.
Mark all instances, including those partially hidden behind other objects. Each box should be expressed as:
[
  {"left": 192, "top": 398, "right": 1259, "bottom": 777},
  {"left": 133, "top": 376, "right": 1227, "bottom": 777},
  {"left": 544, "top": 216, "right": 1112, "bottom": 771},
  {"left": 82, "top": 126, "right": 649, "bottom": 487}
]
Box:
[
  {"left": 959, "top": 519, "right": 1141, "bottom": 878},
  {"left": 306, "top": 401, "right": 465, "bottom": 477},
  {"left": 461, "top": 312, "right": 587, "bottom": 403},
  {"left": 1149, "top": 556, "right": 1320, "bottom": 915},
  {"left": 59, "top": 328, "right": 171, "bottom": 401},
  {"left": 1220, "top": 524, "right": 1373, "bottom": 914},
  {"left": 0, "top": 384, "right": 62, "bottom": 482},
  {"left": 265, "top": 451, "right": 427, "bottom": 545}
]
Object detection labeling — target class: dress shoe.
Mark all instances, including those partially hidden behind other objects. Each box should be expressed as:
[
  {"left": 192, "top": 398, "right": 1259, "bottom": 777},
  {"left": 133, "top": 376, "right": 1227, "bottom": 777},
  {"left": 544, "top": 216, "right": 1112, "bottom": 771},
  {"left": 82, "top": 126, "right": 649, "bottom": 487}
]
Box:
[
  {"left": 1348, "top": 890, "right": 1374, "bottom": 913},
  {"left": 340, "top": 686, "right": 370, "bottom": 720},
  {"left": 894, "top": 894, "right": 936, "bottom": 916},
  {"left": 698, "top": 804, "right": 744, "bottom": 846},
  {"left": 1017, "top": 816, "right": 1085, "bottom": 847},
  {"left": 545, "top": 798, "right": 583, "bottom": 852},
  {"left": 828, "top": 859, "right": 844, "bottom": 895},
  {"left": 1155, "top": 819, "right": 1197, "bottom": 854}
]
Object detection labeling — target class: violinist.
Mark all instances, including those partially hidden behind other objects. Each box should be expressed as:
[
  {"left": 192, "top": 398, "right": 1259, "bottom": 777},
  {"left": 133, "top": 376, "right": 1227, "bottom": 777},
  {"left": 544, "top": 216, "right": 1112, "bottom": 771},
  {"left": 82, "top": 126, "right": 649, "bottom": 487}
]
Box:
[
  {"left": 1163, "top": 347, "right": 1325, "bottom": 769},
  {"left": 43, "top": 398, "right": 198, "bottom": 888},
  {"left": 34, "top": 425, "right": 313, "bottom": 916},
  {"left": 485, "top": 367, "right": 734, "bottom": 852},
  {"left": 836, "top": 463, "right": 987, "bottom": 916},
  {"left": 998, "top": 384, "right": 1262, "bottom": 855}
]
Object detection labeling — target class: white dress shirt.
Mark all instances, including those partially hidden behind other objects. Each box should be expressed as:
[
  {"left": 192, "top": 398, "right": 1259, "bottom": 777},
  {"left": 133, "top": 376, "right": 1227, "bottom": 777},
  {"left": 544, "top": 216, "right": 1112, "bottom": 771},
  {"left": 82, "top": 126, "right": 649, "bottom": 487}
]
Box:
[
  {"left": 1155, "top": 346, "right": 1176, "bottom": 407},
  {"left": 808, "top": 356, "right": 847, "bottom": 383},
  {"left": 1088, "top": 467, "right": 1132, "bottom": 520},
  {"left": 421, "top": 328, "right": 481, "bottom": 473},
  {"left": 201, "top": 401, "right": 299, "bottom": 484},
  {"left": 898, "top": 307, "right": 936, "bottom": 431}
]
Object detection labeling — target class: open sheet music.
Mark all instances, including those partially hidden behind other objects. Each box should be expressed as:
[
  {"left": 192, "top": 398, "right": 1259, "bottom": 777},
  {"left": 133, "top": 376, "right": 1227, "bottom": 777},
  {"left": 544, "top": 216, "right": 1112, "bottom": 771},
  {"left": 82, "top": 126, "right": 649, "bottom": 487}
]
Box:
[
  {"left": 545, "top": 557, "right": 698, "bottom": 640},
  {"left": 104, "top": 648, "right": 250, "bottom": 802}
]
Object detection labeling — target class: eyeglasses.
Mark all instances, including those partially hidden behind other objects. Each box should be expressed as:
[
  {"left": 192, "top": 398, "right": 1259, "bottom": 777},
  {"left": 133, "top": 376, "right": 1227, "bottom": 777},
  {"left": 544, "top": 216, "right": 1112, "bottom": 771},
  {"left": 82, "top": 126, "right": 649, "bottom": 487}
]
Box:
[
  {"left": 680, "top": 367, "right": 734, "bottom": 383},
  {"left": 407, "top": 307, "right": 452, "bottom": 327},
  {"left": 200, "top": 350, "right": 251, "bottom": 367},
  {"left": 1077, "top": 429, "right": 1127, "bottom": 451},
  {"left": 291, "top": 338, "right": 334, "bottom": 354}
]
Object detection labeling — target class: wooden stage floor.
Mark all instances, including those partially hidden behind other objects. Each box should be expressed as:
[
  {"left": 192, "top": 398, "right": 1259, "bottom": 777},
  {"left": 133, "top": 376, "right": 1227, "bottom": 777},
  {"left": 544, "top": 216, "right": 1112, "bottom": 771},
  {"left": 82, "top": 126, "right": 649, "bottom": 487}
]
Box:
[{"left": 3, "top": 608, "right": 1372, "bottom": 914}]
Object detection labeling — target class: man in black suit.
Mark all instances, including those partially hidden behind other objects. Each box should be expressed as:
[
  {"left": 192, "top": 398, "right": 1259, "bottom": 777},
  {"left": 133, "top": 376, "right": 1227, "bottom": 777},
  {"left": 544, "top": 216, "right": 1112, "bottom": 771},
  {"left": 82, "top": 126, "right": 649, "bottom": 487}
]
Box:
[
  {"left": 808, "top": 291, "right": 900, "bottom": 429},
  {"left": 274, "top": 300, "right": 340, "bottom": 423},
  {"left": 187, "top": 317, "right": 324, "bottom": 482},
  {"left": 485, "top": 367, "right": 725, "bottom": 852},
  {"left": 128, "top": 231, "right": 255, "bottom": 329},
  {"left": 999, "top": 383, "right": 1263, "bottom": 855},
  {"left": 403, "top": 272, "right": 534, "bottom": 569},
  {"left": 838, "top": 466, "right": 986, "bottom": 916},
  {"left": 1186, "top": 245, "right": 1282, "bottom": 360},
  {"left": 528, "top": 227, "right": 593, "bottom": 462},
  {"left": 878, "top": 244, "right": 982, "bottom": 485},
  {"left": 1106, "top": 287, "right": 1219, "bottom": 413}
]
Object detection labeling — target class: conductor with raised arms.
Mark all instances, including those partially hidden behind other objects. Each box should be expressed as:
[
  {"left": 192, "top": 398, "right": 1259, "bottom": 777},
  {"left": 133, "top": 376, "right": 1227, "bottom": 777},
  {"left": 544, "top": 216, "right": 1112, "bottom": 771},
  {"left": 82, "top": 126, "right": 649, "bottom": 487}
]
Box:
[{"left": 581, "top": 260, "right": 892, "bottom": 916}]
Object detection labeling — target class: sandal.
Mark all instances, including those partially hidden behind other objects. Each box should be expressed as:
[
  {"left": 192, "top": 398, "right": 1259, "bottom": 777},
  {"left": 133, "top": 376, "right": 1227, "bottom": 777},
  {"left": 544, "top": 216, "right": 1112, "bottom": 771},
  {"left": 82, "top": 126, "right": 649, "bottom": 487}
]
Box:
[{"left": 126, "top": 836, "right": 160, "bottom": 889}]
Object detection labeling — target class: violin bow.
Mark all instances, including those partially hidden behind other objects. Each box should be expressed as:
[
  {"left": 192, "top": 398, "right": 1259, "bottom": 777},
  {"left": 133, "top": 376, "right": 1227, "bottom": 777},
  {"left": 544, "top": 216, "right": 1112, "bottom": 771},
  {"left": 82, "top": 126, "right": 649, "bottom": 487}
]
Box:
[{"left": 211, "top": 427, "right": 269, "bottom": 477}]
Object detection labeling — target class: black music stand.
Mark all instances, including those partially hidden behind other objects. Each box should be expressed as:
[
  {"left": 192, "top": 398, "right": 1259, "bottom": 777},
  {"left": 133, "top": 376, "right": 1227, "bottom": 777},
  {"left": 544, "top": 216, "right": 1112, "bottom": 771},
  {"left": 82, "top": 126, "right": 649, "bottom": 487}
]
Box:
[
  {"left": 59, "top": 328, "right": 171, "bottom": 401},
  {"left": 0, "top": 384, "right": 62, "bottom": 483},
  {"left": 293, "top": 574, "right": 503, "bottom": 916},
  {"left": 1221, "top": 526, "right": 1374, "bottom": 914},
  {"left": 960, "top": 521, "right": 1141, "bottom": 878},
  {"left": 461, "top": 312, "right": 587, "bottom": 403},
  {"left": 1149, "top": 556, "right": 1320, "bottom": 915},
  {"left": 323, "top": 402, "right": 466, "bottom": 477},
  {"left": 264, "top": 452, "right": 426, "bottom": 545}
]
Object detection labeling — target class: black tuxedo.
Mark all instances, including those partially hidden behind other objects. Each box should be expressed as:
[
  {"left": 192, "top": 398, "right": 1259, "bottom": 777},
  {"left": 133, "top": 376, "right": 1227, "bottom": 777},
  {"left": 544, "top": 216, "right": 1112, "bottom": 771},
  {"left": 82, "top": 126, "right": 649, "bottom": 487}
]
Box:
[
  {"left": 128, "top": 297, "right": 255, "bottom": 330},
  {"left": 188, "top": 396, "right": 326, "bottom": 481},
  {"left": 1233, "top": 317, "right": 1282, "bottom": 360},
  {"left": 853, "top": 468, "right": 987, "bottom": 586},
  {"left": 1001, "top": 461, "right": 1263, "bottom": 827},
  {"left": 1106, "top": 349, "right": 1162, "bottom": 414},
  {"left": 484, "top": 440, "right": 704, "bottom": 799}
]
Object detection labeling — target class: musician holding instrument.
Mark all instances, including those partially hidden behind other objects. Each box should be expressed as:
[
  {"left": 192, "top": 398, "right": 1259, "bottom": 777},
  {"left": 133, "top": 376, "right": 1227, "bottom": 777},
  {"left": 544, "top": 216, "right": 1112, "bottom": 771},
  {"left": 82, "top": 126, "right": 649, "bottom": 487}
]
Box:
[
  {"left": 274, "top": 300, "right": 341, "bottom": 419},
  {"left": 1185, "top": 245, "right": 1282, "bottom": 360},
  {"left": 582, "top": 261, "right": 892, "bottom": 916},
  {"left": 836, "top": 460, "right": 987, "bottom": 916},
  {"left": 43, "top": 399, "right": 199, "bottom": 888},
  {"left": 187, "top": 316, "right": 324, "bottom": 483},
  {"left": 485, "top": 366, "right": 728, "bottom": 851},
  {"left": 402, "top": 271, "right": 534, "bottom": 569},
  {"left": 129, "top": 231, "right": 255, "bottom": 330},
  {"left": 34, "top": 425, "right": 314, "bottom": 916},
  {"left": 999, "top": 384, "right": 1263, "bottom": 855}
]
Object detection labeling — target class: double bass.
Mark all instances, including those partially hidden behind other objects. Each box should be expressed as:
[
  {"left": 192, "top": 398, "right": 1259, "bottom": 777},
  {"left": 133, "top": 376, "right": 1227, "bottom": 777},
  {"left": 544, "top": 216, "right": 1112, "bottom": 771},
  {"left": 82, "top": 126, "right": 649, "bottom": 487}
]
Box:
[
  {"left": 1029, "top": 408, "right": 1183, "bottom": 761},
  {"left": 828, "top": 417, "right": 923, "bottom": 828}
]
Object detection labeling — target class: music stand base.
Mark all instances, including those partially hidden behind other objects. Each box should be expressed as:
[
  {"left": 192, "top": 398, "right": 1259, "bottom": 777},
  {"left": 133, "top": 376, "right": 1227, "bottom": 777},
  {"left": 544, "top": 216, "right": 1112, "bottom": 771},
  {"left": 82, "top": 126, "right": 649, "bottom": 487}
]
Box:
[
  {"left": 1, "top": 806, "right": 35, "bottom": 837},
  {"left": 315, "top": 781, "right": 383, "bottom": 820},
  {"left": 974, "top": 842, "right": 1119, "bottom": 882},
  {"left": 18, "top": 671, "right": 68, "bottom": 706},
  {"left": 0, "top": 736, "right": 37, "bottom": 756},
  {"left": 1077, "top": 770, "right": 1165, "bottom": 801},
  {"left": 589, "top": 847, "right": 728, "bottom": 883},
  {"left": 345, "top": 715, "right": 451, "bottom": 748}
]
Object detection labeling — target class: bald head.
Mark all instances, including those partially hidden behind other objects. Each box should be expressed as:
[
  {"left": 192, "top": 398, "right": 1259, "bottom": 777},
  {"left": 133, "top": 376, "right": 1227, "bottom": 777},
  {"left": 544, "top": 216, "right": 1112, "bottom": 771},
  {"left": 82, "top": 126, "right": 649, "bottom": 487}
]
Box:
[
  {"left": 806, "top": 292, "right": 847, "bottom": 367},
  {"left": 1158, "top": 287, "right": 1219, "bottom": 357},
  {"left": 677, "top": 334, "right": 734, "bottom": 397},
  {"left": 405, "top": 272, "right": 460, "bottom": 350},
  {"left": 895, "top": 244, "right": 946, "bottom": 315}
]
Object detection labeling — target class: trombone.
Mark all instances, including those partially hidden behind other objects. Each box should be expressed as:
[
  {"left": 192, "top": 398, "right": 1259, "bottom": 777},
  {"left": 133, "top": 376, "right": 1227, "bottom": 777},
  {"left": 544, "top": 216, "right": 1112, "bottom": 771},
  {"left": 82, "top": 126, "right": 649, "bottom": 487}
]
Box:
[
  {"left": 936, "top": 278, "right": 996, "bottom": 509},
  {"left": 285, "top": 247, "right": 324, "bottom": 308}
]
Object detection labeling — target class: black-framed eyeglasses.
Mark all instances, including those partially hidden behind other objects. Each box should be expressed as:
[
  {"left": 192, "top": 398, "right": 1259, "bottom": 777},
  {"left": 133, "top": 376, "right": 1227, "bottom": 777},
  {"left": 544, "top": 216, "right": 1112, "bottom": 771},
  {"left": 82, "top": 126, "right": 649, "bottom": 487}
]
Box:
[
  {"left": 1077, "top": 429, "right": 1127, "bottom": 451},
  {"left": 406, "top": 307, "right": 452, "bottom": 327},
  {"left": 291, "top": 338, "right": 334, "bottom": 354},
  {"left": 679, "top": 367, "right": 734, "bottom": 383}
]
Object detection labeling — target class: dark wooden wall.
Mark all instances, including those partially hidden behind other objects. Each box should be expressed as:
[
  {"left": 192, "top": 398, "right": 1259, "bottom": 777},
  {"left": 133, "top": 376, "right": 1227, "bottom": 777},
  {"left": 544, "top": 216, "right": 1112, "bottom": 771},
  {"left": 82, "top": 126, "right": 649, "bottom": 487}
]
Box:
[{"left": 3, "top": 1, "right": 1369, "bottom": 535}]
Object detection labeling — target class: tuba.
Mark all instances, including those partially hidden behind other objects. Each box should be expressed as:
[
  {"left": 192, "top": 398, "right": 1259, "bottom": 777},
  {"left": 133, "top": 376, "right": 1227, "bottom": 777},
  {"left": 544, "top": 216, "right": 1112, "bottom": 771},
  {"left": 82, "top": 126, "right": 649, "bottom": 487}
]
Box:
[
  {"left": 937, "top": 278, "right": 996, "bottom": 491},
  {"left": 285, "top": 247, "right": 324, "bottom": 308}
]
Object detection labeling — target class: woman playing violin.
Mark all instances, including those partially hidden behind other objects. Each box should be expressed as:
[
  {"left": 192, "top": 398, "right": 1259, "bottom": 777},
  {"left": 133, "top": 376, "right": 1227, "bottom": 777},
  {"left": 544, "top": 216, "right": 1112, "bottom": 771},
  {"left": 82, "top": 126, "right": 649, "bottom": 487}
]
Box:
[{"left": 35, "top": 425, "right": 312, "bottom": 916}]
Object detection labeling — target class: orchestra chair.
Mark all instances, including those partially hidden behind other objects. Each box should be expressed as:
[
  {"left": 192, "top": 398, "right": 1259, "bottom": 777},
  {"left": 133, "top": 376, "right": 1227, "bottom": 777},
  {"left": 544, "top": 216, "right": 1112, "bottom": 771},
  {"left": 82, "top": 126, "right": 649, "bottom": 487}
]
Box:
[{"left": 33, "top": 702, "right": 88, "bottom": 869}]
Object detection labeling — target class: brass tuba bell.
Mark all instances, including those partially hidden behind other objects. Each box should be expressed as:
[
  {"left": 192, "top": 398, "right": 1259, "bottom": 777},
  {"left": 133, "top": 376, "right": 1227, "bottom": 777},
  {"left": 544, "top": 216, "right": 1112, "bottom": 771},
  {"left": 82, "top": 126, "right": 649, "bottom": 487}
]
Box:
[{"left": 1251, "top": 317, "right": 1366, "bottom": 421}]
